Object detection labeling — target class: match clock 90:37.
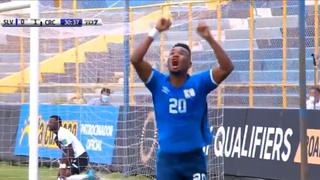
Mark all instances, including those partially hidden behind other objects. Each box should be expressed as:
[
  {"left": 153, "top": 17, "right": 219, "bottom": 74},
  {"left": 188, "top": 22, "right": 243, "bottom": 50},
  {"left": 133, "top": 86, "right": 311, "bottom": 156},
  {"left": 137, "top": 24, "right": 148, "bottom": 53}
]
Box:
[
  {"left": 60, "top": 18, "right": 102, "bottom": 27},
  {"left": 60, "top": 18, "right": 82, "bottom": 26}
]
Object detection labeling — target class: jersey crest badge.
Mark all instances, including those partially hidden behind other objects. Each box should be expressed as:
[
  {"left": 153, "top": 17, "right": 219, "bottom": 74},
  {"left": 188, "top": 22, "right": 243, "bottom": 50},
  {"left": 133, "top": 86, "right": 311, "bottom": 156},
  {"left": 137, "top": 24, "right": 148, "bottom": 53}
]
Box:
[{"left": 184, "top": 88, "right": 195, "bottom": 99}]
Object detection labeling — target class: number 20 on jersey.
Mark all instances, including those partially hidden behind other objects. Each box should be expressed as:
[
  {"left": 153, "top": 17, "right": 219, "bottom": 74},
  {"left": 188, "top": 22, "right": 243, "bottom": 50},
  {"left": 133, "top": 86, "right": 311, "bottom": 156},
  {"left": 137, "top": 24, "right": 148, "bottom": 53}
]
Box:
[{"left": 169, "top": 98, "right": 187, "bottom": 114}]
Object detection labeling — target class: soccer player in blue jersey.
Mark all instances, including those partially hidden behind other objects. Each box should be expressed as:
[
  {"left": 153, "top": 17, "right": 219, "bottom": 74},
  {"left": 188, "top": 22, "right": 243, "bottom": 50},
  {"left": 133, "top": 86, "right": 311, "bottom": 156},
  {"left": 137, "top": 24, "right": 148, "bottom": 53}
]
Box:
[{"left": 131, "top": 18, "right": 234, "bottom": 180}]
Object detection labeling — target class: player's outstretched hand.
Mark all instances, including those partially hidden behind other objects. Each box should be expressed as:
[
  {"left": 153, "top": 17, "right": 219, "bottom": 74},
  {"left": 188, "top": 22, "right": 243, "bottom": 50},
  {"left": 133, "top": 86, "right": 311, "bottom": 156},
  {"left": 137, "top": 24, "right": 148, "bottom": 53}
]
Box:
[
  {"left": 155, "top": 17, "right": 172, "bottom": 32},
  {"left": 197, "top": 22, "right": 212, "bottom": 40}
]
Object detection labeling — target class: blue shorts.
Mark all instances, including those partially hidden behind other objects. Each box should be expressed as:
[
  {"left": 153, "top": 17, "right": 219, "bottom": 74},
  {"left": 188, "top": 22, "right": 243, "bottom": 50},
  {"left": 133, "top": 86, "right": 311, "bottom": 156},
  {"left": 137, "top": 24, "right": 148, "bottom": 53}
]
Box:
[{"left": 156, "top": 148, "right": 207, "bottom": 180}]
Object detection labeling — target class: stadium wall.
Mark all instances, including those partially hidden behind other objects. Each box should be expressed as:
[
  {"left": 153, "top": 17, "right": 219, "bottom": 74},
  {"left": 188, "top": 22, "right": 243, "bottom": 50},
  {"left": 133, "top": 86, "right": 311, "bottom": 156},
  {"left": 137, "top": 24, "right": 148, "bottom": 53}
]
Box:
[{"left": 1, "top": 105, "right": 320, "bottom": 179}]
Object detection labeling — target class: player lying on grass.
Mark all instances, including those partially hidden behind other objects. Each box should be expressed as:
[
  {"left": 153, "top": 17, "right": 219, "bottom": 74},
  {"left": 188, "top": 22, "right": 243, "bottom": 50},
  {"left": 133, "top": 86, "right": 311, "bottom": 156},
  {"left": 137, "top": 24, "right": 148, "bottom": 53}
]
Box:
[{"left": 131, "top": 17, "right": 233, "bottom": 180}]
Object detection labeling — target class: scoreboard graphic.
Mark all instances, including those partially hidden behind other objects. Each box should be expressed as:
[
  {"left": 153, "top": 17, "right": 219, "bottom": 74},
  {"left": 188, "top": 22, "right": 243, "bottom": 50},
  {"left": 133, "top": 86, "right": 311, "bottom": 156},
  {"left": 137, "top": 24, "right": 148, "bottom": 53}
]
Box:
[{"left": 1, "top": 18, "right": 102, "bottom": 27}]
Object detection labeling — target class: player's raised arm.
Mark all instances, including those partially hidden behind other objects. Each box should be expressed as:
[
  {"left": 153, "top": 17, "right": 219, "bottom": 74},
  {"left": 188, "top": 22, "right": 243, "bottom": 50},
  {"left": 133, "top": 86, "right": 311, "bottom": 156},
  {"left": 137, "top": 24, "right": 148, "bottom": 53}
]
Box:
[
  {"left": 197, "top": 22, "right": 234, "bottom": 84},
  {"left": 130, "top": 18, "right": 171, "bottom": 82}
]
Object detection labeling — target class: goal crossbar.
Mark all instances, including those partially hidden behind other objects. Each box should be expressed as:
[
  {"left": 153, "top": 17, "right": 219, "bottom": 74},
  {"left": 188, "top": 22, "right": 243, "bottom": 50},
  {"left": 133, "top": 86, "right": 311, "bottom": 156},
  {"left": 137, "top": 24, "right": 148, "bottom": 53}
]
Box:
[{"left": 0, "top": 1, "right": 30, "bottom": 13}]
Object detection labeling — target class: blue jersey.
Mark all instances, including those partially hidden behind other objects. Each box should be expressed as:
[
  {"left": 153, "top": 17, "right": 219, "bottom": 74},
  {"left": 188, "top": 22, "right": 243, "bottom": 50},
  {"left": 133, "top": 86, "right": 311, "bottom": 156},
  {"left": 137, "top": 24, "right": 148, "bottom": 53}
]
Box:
[{"left": 145, "top": 69, "right": 218, "bottom": 153}]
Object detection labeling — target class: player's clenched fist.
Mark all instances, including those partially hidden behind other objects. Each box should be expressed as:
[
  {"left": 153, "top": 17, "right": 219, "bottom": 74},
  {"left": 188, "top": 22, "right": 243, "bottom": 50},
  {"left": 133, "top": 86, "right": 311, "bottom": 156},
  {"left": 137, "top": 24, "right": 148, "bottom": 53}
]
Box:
[
  {"left": 197, "top": 22, "right": 212, "bottom": 40},
  {"left": 155, "top": 17, "right": 172, "bottom": 32}
]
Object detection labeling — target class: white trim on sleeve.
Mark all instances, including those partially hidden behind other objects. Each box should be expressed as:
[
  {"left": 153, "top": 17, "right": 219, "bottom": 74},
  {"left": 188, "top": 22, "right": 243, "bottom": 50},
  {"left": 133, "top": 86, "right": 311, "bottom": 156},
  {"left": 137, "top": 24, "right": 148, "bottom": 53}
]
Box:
[
  {"left": 145, "top": 70, "right": 154, "bottom": 84},
  {"left": 210, "top": 69, "right": 218, "bottom": 85}
]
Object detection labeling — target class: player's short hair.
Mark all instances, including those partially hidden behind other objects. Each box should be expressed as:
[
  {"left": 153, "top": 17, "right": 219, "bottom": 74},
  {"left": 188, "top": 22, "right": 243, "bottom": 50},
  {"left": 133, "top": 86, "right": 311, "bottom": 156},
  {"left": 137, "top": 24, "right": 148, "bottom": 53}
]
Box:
[
  {"left": 173, "top": 43, "right": 191, "bottom": 55},
  {"left": 50, "top": 115, "right": 62, "bottom": 125},
  {"left": 310, "top": 86, "right": 320, "bottom": 92},
  {"left": 101, "top": 88, "right": 111, "bottom": 95}
]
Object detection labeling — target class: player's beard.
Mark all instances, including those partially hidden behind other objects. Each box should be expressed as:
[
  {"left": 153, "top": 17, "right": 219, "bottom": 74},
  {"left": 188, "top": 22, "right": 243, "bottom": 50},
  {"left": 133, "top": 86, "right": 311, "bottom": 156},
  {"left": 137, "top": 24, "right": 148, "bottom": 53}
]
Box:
[{"left": 170, "top": 70, "right": 183, "bottom": 76}]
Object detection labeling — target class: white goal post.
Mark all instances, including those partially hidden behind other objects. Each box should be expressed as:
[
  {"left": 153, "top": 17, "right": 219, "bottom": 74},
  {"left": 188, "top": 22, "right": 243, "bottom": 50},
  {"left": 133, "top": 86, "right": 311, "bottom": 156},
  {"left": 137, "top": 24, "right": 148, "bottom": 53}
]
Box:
[
  {"left": 0, "top": 1, "right": 30, "bottom": 12},
  {"left": 0, "top": 1, "right": 40, "bottom": 180}
]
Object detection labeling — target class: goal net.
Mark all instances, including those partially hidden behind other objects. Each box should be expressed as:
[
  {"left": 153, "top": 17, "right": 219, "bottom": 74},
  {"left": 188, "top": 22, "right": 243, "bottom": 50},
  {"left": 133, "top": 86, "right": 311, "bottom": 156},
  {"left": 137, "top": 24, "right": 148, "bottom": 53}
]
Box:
[{"left": 0, "top": 1, "right": 224, "bottom": 179}]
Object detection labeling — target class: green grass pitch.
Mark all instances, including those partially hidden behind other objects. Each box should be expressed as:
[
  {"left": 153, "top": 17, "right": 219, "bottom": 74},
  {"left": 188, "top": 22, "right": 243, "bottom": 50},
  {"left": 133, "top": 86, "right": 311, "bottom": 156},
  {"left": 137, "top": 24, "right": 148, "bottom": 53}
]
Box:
[{"left": 0, "top": 163, "right": 151, "bottom": 180}]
